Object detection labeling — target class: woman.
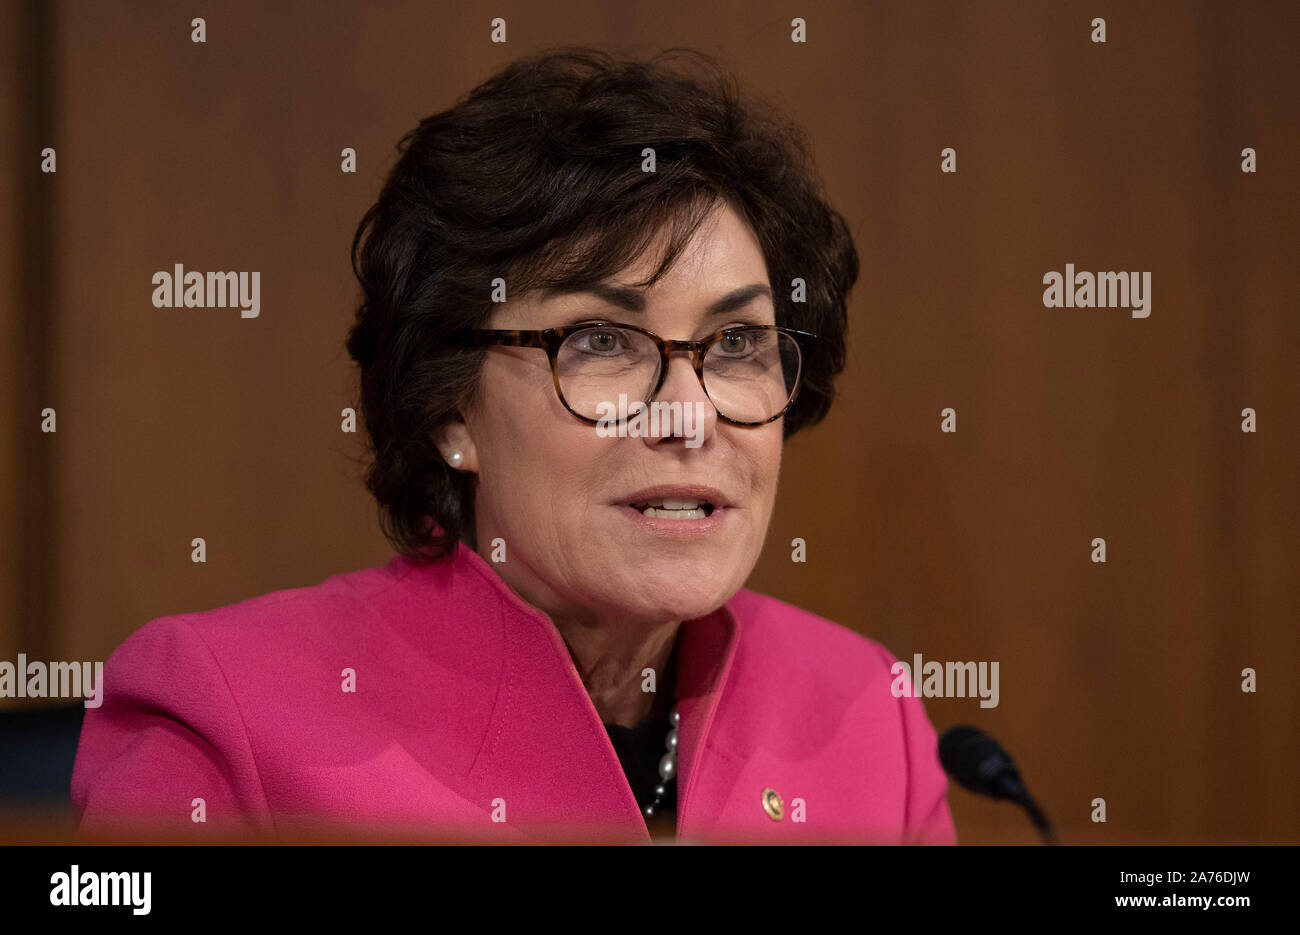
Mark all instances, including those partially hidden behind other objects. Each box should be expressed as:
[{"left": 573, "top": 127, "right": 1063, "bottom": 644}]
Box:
[{"left": 71, "top": 46, "right": 956, "bottom": 844}]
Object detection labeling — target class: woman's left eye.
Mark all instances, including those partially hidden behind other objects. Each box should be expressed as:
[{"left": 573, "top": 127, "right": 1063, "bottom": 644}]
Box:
[{"left": 717, "top": 331, "right": 752, "bottom": 354}]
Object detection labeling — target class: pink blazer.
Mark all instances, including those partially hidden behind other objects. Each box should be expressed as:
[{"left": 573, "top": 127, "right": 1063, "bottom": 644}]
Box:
[{"left": 71, "top": 543, "right": 957, "bottom": 844}]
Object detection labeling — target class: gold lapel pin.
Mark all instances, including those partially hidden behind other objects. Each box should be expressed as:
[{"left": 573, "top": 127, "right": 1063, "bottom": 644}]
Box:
[{"left": 761, "top": 787, "right": 784, "bottom": 821}]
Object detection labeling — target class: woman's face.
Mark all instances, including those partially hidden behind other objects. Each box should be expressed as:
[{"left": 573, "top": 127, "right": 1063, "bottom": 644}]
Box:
[{"left": 453, "top": 201, "right": 784, "bottom": 626}]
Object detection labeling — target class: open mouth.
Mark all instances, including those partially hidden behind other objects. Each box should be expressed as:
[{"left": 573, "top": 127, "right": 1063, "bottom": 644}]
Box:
[{"left": 628, "top": 497, "right": 717, "bottom": 520}]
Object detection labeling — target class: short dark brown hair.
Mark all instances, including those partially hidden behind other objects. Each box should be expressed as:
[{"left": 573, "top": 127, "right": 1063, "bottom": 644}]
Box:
[{"left": 346, "top": 46, "right": 859, "bottom": 562}]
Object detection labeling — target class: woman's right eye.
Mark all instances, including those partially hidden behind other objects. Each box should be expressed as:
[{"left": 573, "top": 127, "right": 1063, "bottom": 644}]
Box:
[{"left": 577, "top": 329, "right": 622, "bottom": 353}]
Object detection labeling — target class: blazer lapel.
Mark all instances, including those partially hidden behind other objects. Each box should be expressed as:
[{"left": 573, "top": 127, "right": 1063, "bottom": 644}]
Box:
[
  {"left": 451, "top": 543, "right": 744, "bottom": 843},
  {"left": 674, "top": 601, "right": 743, "bottom": 842},
  {"left": 455, "top": 545, "right": 649, "bottom": 842}
]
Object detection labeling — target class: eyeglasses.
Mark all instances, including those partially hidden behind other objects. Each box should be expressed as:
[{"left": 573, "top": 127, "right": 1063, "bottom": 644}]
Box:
[{"left": 453, "top": 321, "right": 817, "bottom": 426}]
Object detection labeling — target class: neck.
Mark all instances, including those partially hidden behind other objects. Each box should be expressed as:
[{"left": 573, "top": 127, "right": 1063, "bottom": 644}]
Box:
[
  {"left": 469, "top": 536, "right": 681, "bottom": 727},
  {"left": 553, "top": 615, "right": 680, "bottom": 728}
]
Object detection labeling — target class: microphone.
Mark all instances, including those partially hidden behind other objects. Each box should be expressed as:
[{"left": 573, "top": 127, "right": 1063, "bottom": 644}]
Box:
[{"left": 939, "top": 725, "right": 1057, "bottom": 844}]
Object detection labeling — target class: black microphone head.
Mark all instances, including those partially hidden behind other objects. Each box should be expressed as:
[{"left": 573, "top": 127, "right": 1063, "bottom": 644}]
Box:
[{"left": 939, "top": 725, "right": 1026, "bottom": 802}]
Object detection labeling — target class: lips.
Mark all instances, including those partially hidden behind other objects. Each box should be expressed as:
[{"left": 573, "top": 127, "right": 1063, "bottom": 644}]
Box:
[
  {"left": 618, "top": 484, "right": 731, "bottom": 519},
  {"left": 633, "top": 499, "right": 713, "bottom": 519}
]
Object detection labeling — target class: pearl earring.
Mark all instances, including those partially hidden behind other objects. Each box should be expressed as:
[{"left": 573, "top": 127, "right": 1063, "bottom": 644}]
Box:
[{"left": 447, "top": 450, "right": 463, "bottom": 468}]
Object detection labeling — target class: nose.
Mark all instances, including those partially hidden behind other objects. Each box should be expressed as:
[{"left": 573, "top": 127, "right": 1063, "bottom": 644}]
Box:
[{"left": 641, "top": 352, "right": 718, "bottom": 447}]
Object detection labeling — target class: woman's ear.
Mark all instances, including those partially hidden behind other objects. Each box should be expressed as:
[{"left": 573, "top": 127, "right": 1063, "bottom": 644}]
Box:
[{"left": 436, "top": 419, "right": 479, "bottom": 473}]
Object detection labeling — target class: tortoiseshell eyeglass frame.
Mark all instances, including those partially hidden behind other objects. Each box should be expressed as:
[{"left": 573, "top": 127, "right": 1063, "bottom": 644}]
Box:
[{"left": 450, "top": 321, "right": 818, "bottom": 426}]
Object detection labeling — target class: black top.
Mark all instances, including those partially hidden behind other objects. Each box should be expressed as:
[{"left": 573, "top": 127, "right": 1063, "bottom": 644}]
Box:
[{"left": 601, "top": 640, "right": 679, "bottom": 841}]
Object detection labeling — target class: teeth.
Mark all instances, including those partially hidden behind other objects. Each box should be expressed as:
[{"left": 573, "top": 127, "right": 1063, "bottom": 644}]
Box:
[
  {"left": 641, "top": 506, "right": 707, "bottom": 520},
  {"left": 628, "top": 495, "right": 717, "bottom": 519}
]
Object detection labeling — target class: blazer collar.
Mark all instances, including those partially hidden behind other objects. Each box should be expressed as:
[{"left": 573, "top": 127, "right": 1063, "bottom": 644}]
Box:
[{"left": 386, "top": 541, "right": 740, "bottom": 842}]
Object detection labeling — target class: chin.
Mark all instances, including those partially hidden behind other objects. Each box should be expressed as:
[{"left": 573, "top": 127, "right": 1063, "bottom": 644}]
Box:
[{"left": 608, "top": 563, "right": 746, "bottom": 622}]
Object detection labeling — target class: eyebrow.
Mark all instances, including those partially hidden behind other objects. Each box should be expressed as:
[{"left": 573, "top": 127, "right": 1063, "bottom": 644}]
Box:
[{"left": 546, "top": 282, "right": 774, "bottom": 317}]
